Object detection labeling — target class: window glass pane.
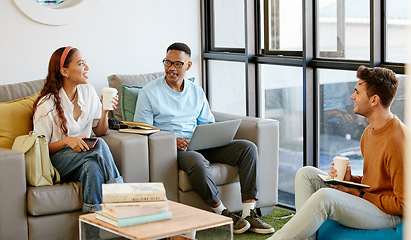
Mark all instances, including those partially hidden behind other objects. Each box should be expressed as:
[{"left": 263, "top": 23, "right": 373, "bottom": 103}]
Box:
[
  {"left": 318, "top": 69, "right": 406, "bottom": 176},
  {"left": 317, "top": 0, "right": 370, "bottom": 60},
  {"left": 261, "top": 64, "right": 303, "bottom": 206},
  {"left": 386, "top": 0, "right": 410, "bottom": 63},
  {"left": 265, "top": 0, "right": 302, "bottom": 51},
  {"left": 208, "top": 60, "right": 246, "bottom": 115},
  {"left": 213, "top": 0, "right": 245, "bottom": 49},
  {"left": 318, "top": 69, "right": 363, "bottom": 175}
]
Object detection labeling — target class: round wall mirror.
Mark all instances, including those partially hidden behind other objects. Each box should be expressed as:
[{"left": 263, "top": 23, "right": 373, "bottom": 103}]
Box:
[{"left": 14, "top": 0, "right": 101, "bottom": 25}]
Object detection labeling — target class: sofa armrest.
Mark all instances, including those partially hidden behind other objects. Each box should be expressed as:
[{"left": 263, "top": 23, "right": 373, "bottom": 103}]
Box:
[
  {"left": 213, "top": 111, "right": 279, "bottom": 207},
  {"left": 101, "top": 130, "right": 149, "bottom": 183},
  {"left": 147, "top": 131, "right": 178, "bottom": 201},
  {"left": 0, "top": 148, "right": 28, "bottom": 240}
]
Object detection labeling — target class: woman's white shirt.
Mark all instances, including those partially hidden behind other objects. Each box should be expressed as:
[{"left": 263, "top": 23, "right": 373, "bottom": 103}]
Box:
[{"left": 33, "top": 84, "right": 101, "bottom": 143}]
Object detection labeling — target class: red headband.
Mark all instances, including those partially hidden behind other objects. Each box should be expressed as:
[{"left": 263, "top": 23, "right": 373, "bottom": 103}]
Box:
[{"left": 60, "top": 46, "right": 73, "bottom": 69}]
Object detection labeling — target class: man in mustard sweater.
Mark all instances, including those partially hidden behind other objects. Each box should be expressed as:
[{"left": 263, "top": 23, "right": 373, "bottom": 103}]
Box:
[{"left": 267, "top": 65, "right": 407, "bottom": 240}]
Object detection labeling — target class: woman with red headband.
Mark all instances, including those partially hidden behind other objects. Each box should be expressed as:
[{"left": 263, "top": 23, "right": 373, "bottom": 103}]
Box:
[{"left": 32, "top": 46, "right": 123, "bottom": 213}]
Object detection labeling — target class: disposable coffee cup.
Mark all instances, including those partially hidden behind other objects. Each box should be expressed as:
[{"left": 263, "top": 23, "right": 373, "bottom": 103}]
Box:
[
  {"left": 102, "top": 87, "right": 117, "bottom": 110},
  {"left": 333, "top": 156, "right": 350, "bottom": 180}
]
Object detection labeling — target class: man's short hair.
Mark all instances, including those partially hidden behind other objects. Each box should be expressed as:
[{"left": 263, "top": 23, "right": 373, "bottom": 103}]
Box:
[
  {"left": 167, "top": 42, "right": 191, "bottom": 57},
  {"left": 356, "top": 65, "right": 399, "bottom": 108}
]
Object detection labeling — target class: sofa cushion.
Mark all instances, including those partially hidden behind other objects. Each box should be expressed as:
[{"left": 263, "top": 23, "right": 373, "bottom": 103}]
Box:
[
  {"left": 178, "top": 163, "right": 239, "bottom": 192},
  {"left": 27, "top": 182, "right": 82, "bottom": 216},
  {"left": 0, "top": 92, "right": 40, "bottom": 149},
  {"left": 121, "top": 84, "right": 143, "bottom": 122},
  {"left": 108, "top": 72, "right": 165, "bottom": 120}
]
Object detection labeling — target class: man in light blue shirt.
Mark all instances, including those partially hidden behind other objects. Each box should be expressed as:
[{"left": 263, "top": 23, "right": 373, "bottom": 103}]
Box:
[
  {"left": 133, "top": 65, "right": 214, "bottom": 140},
  {"left": 134, "top": 42, "right": 274, "bottom": 235}
]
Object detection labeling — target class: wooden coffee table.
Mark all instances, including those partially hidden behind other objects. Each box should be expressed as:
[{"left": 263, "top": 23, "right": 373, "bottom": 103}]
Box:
[{"left": 79, "top": 200, "right": 233, "bottom": 240}]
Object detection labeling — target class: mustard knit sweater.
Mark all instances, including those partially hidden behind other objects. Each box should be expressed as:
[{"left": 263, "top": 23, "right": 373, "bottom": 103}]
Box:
[{"left": 357, "top": 116, "right": 408, "bottom": 216}]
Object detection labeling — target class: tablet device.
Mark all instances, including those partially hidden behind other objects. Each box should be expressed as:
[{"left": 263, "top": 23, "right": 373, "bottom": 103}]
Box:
[
  {"left": 82, "top": 138, "right": 98, "bottom": 149},
  {"left": 187, "top": 119, "right": 242, "bottom": 151}
]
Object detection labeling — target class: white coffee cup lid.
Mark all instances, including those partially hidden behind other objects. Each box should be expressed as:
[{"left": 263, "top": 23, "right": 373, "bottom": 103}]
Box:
[
  {"left": 333, "top": 156, "right": 349, "bottom": 161},
  {"left": 102, "top": 87, "right": 117, "bottom": 93}
]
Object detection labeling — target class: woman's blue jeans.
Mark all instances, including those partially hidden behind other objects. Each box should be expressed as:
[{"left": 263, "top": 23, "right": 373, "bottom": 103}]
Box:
[{"left": 50, "top": 138, "right": 123, "bottom": 213}]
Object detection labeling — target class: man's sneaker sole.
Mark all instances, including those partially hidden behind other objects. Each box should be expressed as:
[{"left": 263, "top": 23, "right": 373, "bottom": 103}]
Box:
[
  {"left": 233, "top": 221, "right": 250, "bottom": 234},
  {"left": 249, "top": 227, "right": 275, "bottom": 234}
]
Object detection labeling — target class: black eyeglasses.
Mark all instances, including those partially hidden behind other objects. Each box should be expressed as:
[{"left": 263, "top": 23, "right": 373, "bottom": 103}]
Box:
[{"left": 162, "top": 59, "right": 190, "bottom": 68}]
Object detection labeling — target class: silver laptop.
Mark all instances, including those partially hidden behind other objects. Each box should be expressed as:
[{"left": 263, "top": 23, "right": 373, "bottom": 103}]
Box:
[{"left": 187, "top": 119, "right": 242, "bottom": 151}]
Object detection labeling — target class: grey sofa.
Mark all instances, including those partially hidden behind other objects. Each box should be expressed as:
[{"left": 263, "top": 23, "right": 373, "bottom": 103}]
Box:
[
  {"left": 108, "top": 73, "right": 280, "bottom": 215},
  {"left": 0, "top": 79, "right": 150, "bottom": 240}
]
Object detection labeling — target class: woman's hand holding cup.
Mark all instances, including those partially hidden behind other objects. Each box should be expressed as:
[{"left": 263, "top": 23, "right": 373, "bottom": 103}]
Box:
[{"left": 102, "top": 87, "right": 118, "bottom": 110}]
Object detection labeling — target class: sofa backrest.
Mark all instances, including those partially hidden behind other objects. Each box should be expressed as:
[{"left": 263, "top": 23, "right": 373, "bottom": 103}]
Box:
[
  {"left": 108, "top": 72, "right": 165, "bottom": 121},
  {"left": 0, "top": 79, "right": 45, "bottom": 103},
  {"left": 0, "top": 80, "right": 45, "bottom": 149}
]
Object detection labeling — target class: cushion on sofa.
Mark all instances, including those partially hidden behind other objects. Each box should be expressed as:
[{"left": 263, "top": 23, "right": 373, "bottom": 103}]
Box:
[
  {"left": 27, "top": 182, "right": 82, "bottom": 216},
  {"left": 317, "top": 219, "right": 403, "bottom": 240},
  {"left": 0, "top": 92, "right": 40, "bottom": 149},
  {"left": 178, "top": 163, "right": 239, "bottom": 192},
  {"left": 121, "top": 84, "right": 143, "bottom": 122}
]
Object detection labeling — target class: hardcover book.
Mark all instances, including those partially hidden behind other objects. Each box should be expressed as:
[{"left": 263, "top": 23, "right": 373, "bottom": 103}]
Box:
[
  {"left": 118, "top": 128, "right": 159, "bottom": 135},
  {"left": 119, "top": 121, "right": 160, "bottom": 135},
  {"left": 102, "top": 182, "right": 166, "bottom": 203},
  {"left": 121, "top": 121, "right": 159, "bottom": 130},
  {"left": 95, "top": 210, "right": 172, "bottom": 228},
  {"left": 102, "top": 205, "right": 169, "bottom": 219},
  {"left": 103, "top": 200, "right": 168, "bottom": 210}
]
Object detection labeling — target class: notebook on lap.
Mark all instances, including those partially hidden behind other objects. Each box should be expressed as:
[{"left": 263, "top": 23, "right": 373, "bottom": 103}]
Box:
[{"left": 186, "top": 119, "right": 242, "bottom": 151}]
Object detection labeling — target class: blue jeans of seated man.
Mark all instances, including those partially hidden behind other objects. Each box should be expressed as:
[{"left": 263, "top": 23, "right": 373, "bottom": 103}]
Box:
[
  {"left": 50, "top": 138, "right": 123, "bottom": 213},
  {"left": 268, "top": 166, "right": 402, "bottom": 240},
  {"left": 178, "top": 139, "right": 258, "bottom": 206}
]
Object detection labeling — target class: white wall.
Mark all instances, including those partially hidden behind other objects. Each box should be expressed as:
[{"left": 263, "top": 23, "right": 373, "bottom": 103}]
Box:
[{"left": 0, "top": 0, "right": 201, "bottom": 94}]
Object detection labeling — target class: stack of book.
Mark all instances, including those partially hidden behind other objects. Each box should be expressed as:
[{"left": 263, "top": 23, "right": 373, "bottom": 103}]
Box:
[{"left": 96, "top": 182, "right": 171, "bottom": 228}]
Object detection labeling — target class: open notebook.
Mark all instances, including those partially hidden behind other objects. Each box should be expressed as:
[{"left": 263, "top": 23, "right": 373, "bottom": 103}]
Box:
[{"left": 317, "top": 174, "right": 370, "bottom": 189}]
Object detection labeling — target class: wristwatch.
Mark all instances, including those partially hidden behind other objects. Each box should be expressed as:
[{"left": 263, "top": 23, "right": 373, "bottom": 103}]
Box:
[{"left": 359, "top": 190, "right": 366, "bottom": 198}]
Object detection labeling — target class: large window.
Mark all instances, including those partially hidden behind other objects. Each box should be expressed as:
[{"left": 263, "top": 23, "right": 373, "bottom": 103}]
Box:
[
  {"left": 261, "top": 65, "right": 303, "bottom": 206},
  {"left": 208, "top": 60, "right": 247, "bottom": 115},
  {"left": 201, "top": 0, "right": 409, "bottom": 209},
  {"left": 386, "top": 0, "right": 410, "bottom": 63},
  {"left": 317, "top": 0, "right": 370, "bottom": 60},
  {"left": 318, "top": 69, "right": 365, "bottom": 176},
  {"left": 264, "top": 0, "right": 303, "bottom": 53},
  {"left": 213, "top": 0, "right": 245, "bottom": 50}
]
